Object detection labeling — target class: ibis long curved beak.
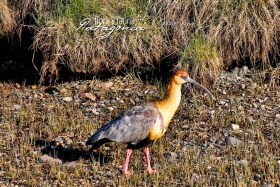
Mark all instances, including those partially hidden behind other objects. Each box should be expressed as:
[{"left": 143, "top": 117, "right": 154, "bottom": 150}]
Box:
[{"left": 183, "top": 77, "right": 216, "bottom": 100}]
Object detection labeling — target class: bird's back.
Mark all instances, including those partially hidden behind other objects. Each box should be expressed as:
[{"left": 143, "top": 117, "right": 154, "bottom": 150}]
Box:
[{"left": 86, "top": 103, "right": 164, "bottom": 149}]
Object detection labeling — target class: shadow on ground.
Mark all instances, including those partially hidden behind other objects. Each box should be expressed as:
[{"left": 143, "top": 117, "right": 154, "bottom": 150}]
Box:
[{"left": 35, "top": 139, "right": 112, "bottom": 165}]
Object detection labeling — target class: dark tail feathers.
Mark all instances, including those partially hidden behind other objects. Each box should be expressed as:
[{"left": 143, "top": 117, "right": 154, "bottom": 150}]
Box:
[{"left": 87, "top": 138, "right": 112, "bottom": 152}]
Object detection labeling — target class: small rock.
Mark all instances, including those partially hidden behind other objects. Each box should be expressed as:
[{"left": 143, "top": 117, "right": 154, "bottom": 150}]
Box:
[
  {"left": 107, "top": 107, "right": 114, "bottom": 111},
  {"left": 219, "top": 100, "right": 226, "bottom": 105},
  {"left": 261, "top": 184, "right": 273, "bottom": 187},
  {"left": 130, "top": 99, "right": 135, "bottom": 105},
  {"left": 254, "top": 173, "right": 262, "bottom": 181},
  {"left": 74, "top": 95, "right": 81, "bottom": 103},
  {"left": 253, "top": 103, "right": 258, "bottom": 108},
  {"left": 227, "top": 137, "right": 242, "bottom": 146},
  {"left": 178, "top": 153, "right": 185, "bottom": 159},
  {"left": 54, "top": 136, "right": 65, "bottom": 143},
  {"left": 12, "top": 104, "right": 21, "bottom": 110},
  {"left": 246, "top": 129, "right": 256, "bottom": 135},
  {"left": 208, "top": 109, "right": 215, "bottom": 115},
  {"left": 256, "top": 98, "right": 264, "bottom": 103},
  {"left": 90, "top": 109, "right": 99, "bottom": 115},
  {"left": 232, "top": 124, "right": 240, "bottom": 130},
  {"left": 110, "top": 100, "right": 116, "bottom": 104},
  {"left": 163, "top": 152, "right": 178, "bottom": 160},
  {"left": 39, "top": 154, "right": 62, "bottom": 164},
  {"left": 276, "top": 114, "right": 280, "bottom": 119},
  {"left": 218, "top": 140, "right": 224, "bottom": 145},
  {"left": 60, "top": 88, "right": 68, "bottom": 94},
  {"left": 80, "top": 93, "right": 96, "bottom": 101},
  {"left": 237, "top": 159, "right": 249, "bottom": 166},
  {"left": 191, "top": 173, "right": 200, "bottom": 182},
  {"left": 63, "top": 161, "right": 79, "bottom": 168},
  {"left": 238, "top": 106, "right": 244, "bottom": 110},
  {"left": 248, "top": 117, "right": 256, "bottom": 123},
  {"left": 63, "top": 97, "right": 73, "bottom": 102},
  {"left": 251, "top": 83, "right": 257, "bottom": 89},
  {"left": 223, "top": 131, "right": 229, "bottom": 137},
  {"left": 99, "top": 82, "right": 113, "bottom": 89},
  {"left": 209, "top": 138, "right": 216, "bottom": 143},
  {"left": 241, "top": 66, "right": 250, "bottom": 74}
]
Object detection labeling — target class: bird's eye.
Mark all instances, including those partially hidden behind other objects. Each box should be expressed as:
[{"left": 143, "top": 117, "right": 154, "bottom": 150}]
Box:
[{"left": 180, "top": 75, "right": 186, "bottom": 79}]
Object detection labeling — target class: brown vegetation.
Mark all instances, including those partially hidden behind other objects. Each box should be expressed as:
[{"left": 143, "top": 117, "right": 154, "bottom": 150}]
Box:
[
  {"left": 269, "top": 66, "right": 280, "bottom": 88},
  {"left": 1, "top": 0, "right": 280, "bottom": 86},
  {"left": 0, "top": 0, "right": 16, "bottom": 37},
  {"left": 0, "top": 69, "right": 279, "bottom": 186}
]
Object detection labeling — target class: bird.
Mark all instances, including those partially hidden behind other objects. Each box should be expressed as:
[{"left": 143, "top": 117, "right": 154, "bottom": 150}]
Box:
[{"left": 86, "top": 70, "right": 215, "bottom": 175}]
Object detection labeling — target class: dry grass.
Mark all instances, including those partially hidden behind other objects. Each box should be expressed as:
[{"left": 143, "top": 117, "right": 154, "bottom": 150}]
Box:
[
  {"left": 174, "top": 34, "right": 222, "bottom": 88},
  {"left": 148, "top": 0, "right": 280, "bottom": 86},
  {"left": 2, "top": 0, "right": 278, "bottom": 85},
  {"left": 0, "top": 0, "right": 16, "bottom": 37},
  {"left": 206, "top": 0, "right": 280, "bottom": 66},
  {"left": 269, "top": 66, "right": 280, "bottom": 88},
  {"left": 0, "top": 70, "right": 279, "bottom": 186},
  {"left": 27, "top": 0, "right": 162, "bottom": 84}
]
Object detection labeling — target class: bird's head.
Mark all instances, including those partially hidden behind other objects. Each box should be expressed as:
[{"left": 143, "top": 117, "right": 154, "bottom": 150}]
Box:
[{"left": 173, "top": 70, "right": 216, "bottom": 100}]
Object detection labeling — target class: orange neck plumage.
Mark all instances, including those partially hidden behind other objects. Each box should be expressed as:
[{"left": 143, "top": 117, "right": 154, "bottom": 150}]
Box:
[{"left": 155, "top": 78, "right": 182, "bottom": 128}]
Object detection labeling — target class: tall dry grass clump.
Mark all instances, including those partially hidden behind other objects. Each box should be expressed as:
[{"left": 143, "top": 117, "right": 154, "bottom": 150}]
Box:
[
  {"left": 269, "top": 66, "right": 280, "bottom": 88},
  {"left": 206, "top": 0, "right": 280, "bottom": 66},
  {"left": 148, "top": 0, "right": 280, "bottom": 86},
  {"left": 0, "top": 0, "right": 16, "bottom": 37},
  {"left": 29, "top": 0, "right": 164, "bottom": 83},
  {"left": 3, "top": 0, "right": 280, "bottom": 85}
]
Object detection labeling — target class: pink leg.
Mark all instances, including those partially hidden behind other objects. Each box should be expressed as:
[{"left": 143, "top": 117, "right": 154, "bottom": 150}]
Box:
[
  {"left": 144, "top": 146, "right": 155, "bottom": 174},
  {"left": 123, "top": 149, "right": 133, "bottom": 175}
]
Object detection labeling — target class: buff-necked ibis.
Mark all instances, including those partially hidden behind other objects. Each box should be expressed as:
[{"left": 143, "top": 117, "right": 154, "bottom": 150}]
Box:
[{"left": 86, "top": 70, "right": 215, "bottom": 175}]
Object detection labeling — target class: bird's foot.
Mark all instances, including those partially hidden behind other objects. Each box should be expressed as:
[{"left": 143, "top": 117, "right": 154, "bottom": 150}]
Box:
[
  {"left": 124, "top": 170, "right": 132, "bottom": 176},
  {"left": 144, "top": 168, "right": 156, "bottom": 174}
]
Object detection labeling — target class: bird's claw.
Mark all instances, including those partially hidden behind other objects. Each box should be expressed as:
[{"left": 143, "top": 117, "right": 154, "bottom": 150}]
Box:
[
  {"left": 124, "top": 170, "right": 133, "bottom": 176},
  {"left": 144, "top": 168, "right": 157, "bottom": 174}
]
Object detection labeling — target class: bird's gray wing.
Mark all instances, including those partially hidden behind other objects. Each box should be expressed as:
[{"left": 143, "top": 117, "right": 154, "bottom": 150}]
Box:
[{"left": 86, "top": 103, "right": 163, "bottom": 145}]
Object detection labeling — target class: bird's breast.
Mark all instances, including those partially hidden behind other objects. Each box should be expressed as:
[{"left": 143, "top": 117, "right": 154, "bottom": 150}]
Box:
[
  {"left": 148, "top": 128, "right": 168, "bottom": 141},
  {"left": 147, "top": 116, "right": 166, "bottom": 140}
]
